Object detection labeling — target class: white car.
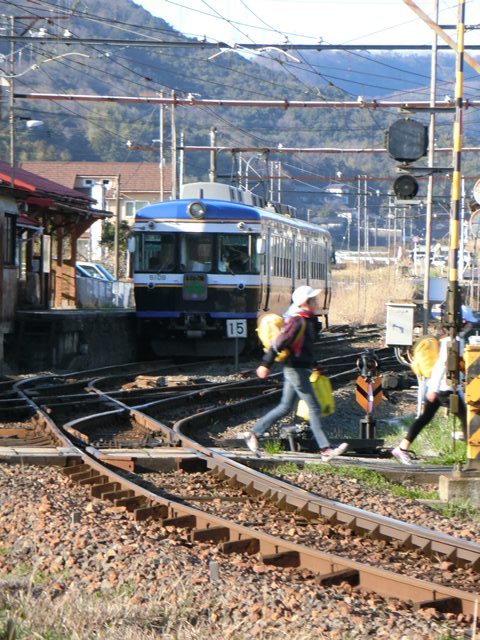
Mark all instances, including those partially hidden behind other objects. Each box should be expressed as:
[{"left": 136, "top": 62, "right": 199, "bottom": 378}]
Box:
[{"left": 76, "top": 262, "right": 115, "bottom": 282}]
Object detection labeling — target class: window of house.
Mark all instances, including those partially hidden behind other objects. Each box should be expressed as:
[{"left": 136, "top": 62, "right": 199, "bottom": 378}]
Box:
[{"left": 125, "top": 201, "right": 150, "bottom": 218}]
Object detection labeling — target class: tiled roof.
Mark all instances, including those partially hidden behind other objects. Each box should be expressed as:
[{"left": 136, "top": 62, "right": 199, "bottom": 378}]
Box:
[
  {"left": 0, "top": 159, "right": 94, "bottom": 202},
  {"left": 19, "top": 161, "right": 172, "bottom": 193}
]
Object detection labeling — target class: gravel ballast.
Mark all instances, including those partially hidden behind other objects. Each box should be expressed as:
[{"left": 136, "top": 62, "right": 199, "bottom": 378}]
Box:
[{"left": 0, "top": 463, "right": 477, "bottom": 639}]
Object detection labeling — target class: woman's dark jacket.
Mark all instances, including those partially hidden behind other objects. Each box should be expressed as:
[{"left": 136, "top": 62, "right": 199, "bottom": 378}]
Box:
[{"left": 261, "top": 310, "right": 318, "bottom": 369}]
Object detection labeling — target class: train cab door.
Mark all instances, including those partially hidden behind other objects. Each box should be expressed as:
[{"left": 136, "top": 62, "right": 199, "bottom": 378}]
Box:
[{"left": 260, "top": 227, "right": 271, "bottom": 311}]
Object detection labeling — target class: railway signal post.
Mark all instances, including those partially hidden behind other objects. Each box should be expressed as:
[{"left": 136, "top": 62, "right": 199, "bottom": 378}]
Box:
[{"left": 355, "top": 351, "right": 382, "bottom": 439}]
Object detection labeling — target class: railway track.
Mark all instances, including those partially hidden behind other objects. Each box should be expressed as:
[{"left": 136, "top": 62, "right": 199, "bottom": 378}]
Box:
[{"left": 2, "top": 333, "right": 478, "bottom": 624}]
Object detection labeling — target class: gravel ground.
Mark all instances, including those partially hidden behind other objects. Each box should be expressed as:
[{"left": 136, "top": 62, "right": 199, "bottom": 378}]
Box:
[{"left": 0, "top": 464, "right": 477, "bottom": 639}]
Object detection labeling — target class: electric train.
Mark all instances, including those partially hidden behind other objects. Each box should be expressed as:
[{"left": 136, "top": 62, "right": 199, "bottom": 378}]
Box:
[{"left": 130, "top": 182, "right": 333, "bottom": 356}]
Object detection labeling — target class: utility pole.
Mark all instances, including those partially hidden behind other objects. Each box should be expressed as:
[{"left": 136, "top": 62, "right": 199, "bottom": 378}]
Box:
[
  {"left": 9, "top": 16, "right": 15, "bottom": 180},
  {"left": 422, "top": 0, "right": 439, "bottom": 333},
  {"left": 363, "top": 175, "right": 368, "bottom": 252},
  {"left": 237, "top": 151, "right": 242, "bottom": 188},
  {"left": 269, "top": 160, "right": 274, "bottom": 202},
  {"left": 114, "top": 175, "right": 121, "bottom": 280},
  {"left": 444, "top": 0, "right": 465, "bottom": 402},
  {"left": 170, "top": 90, "right": 177, "bottom": 198},
  {"left": 277, "top": 161, "right": 282, "bottom": 204},
  {"left": 357, "top": 175, "right": 362, "bottom": 255},
  {"left": 209, "top": 127, "right": 216, "bottom": 182},
  {"left": 159, "top": 92, "right": 164, "bottom": 200},
  {"left": 179, "top": 129, "right": 185, "bottom": 192}
]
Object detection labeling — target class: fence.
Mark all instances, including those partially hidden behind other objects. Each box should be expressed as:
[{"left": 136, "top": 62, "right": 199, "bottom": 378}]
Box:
[{"left": 76, "top": 278, "right": 134, "bottom": 309}]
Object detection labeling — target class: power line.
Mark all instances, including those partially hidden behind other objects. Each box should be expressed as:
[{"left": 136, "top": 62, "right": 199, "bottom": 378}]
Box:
[
  {"left": 3, "top": 35, "right": 480, "bottom": 50},
  {"left": 14, "top": 92, "right": 480, "bottom": 110}
]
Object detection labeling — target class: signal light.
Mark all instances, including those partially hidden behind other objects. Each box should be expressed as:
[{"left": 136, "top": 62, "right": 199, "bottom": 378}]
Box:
[
  {"left": 393, "top": 174, "right": 419, "bottom": 199},
  {"left": 386, "top": 118, "right": 428, "bottom": 164}
]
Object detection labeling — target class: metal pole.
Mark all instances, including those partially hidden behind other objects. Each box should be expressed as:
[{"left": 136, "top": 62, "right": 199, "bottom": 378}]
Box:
[
  {"left": 387, "top": 196, "right": 392, "bottom": 256},
  {"left": 238, "top": 151, "right": 242, "bottom": 188},
  {"left": 357, "top": 175, "right": 361, "bottom": 255},
  {"left": 159, "top": 93, "right": 164, "bottom": 200},
  {"left": 209, "top": 127, "right": 216, "bottom": 182},
  {"left": 363, "top": 175, "right": 368, "bottom": 252},
  {"left": 445, "top": 0, "right": 465, "bottom": 410},
  {"left": 179, "top": 129, "right": 185, "bottom": 192},
  {"left": 277, "top": 161, "right": 282, "bottom": 204},
  {"left": 9, "top": 16, "right": 15, "bottom": 180},
  {"left": 422, "top": 0, "right": 439, "bottom": 334},
  {"left": 170, "top": 90, "right": 177, "bottom": 199},
  {"left": 460, "top": 176, "right": 465, "bottom": 283},
  {"left": 269, "top": 161, "right": 274, "bottom": 202},
  {"left": 114, "top": 175, "right": 120, "bottom": 280}
]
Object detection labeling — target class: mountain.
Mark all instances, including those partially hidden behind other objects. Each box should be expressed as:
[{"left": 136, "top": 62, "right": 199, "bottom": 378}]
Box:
[{"left": 1, "top": 0, "right": 477, "bottom": 219}]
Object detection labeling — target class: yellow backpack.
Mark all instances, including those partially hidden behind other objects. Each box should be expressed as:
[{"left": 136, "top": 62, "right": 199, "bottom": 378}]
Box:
[
  {"left": 410, "top": 335, "right": 439, "bottom": 378},
  {"left": 297, "top": 370, "right": 335, "bottom": 419},
  {"left": 256, "top": 313, "right": 305, "bottom": 362}
]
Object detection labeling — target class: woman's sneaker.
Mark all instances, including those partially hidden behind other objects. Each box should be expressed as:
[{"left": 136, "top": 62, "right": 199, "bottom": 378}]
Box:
[
  {"left": 243, "top": 431, "right": 260, "bottom": 455},
  {"left": 392, "top": 446, "right": 413, "bottom": 466},
  {"left": 320, "top": 442, "right": 349, "bottom": 462}
]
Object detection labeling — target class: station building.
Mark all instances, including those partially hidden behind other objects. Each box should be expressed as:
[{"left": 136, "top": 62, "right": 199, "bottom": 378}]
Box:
[{"left": 0, "top": 160, "right": 111, "bottom": 373}]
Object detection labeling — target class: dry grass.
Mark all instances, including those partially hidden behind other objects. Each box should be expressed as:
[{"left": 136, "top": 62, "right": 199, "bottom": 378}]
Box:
[
  {"left": 0, "top": 579, "right": 319, "bottom": 640},
  {"left": 329, "top": 263, "right": 415, "bottom": 326}
]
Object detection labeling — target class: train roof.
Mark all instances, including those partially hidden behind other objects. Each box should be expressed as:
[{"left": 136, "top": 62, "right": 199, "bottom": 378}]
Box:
[
  {"left": 136, "top": 186, "right": 330, "bottom": 237},
  {"left": 136, "top": 197, "right": 263, "bottom": 222}
]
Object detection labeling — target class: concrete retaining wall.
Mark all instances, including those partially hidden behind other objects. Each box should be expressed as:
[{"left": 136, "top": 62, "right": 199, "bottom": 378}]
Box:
[{"left": 7, "top": 310, "right": 141, "bottom": 373}]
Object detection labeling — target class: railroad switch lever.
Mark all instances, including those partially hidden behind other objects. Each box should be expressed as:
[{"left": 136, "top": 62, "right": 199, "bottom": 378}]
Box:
[
  {"left": 280, "top": 425, "right": 302, "bottom": 452},
  {"left": 355, "top": 350, "right": 382, "bottom": 440}
]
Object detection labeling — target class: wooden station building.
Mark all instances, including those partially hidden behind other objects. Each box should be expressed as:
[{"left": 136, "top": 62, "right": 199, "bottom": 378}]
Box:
[{"left": 0, "top": 160, "right": 111, "bottom": 372}]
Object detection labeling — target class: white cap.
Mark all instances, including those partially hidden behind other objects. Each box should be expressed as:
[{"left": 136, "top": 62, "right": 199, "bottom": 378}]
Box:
[
  {"left": 462, "top": 305, "right": 477, "bottom": 323},
  {"left": 292, "top": 285, "right": 320, "bottom": 306}
]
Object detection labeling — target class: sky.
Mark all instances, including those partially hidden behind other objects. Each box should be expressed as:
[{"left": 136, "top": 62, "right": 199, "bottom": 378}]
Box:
[{"left": 133, "top": 0, "right": 480, "bottom": 48}]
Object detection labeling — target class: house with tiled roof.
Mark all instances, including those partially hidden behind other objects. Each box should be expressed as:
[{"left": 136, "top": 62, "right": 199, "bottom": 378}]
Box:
[{"left": 19, "top": 161, "right": 172, "bottom": 225}]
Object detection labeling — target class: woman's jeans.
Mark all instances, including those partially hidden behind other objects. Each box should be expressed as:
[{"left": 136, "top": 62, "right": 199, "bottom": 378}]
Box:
[{"left": 251, "top": 366, "right": 330, "bottom": 450}]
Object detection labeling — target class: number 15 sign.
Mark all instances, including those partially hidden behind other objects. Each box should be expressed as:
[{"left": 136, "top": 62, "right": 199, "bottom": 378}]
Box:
[{"left": 226, "top": 319, "right": 247, "bottom": 338}]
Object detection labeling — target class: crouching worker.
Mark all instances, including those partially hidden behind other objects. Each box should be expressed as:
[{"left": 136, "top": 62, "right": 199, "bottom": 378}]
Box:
[{"left": 244, "top": 285, "right": 348, "bottom": 461}]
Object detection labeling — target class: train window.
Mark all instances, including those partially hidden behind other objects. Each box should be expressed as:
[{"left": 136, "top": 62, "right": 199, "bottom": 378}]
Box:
[
  {"left": 135, "top": 233, "right": 176, "bottom": 272},
  {"left": 181, "top": 233, "right": 213, "bottom": 272},
  {"left": 218, "top": 233, "right": 260, "bottom": 274},
  {"left": 296, "top": 241, "right": 307, "bottom": 279}
]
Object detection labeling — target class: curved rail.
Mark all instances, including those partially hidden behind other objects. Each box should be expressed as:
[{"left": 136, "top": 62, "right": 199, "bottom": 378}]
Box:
[{"left": 12, "top": 342, "right": 480, "bottom": 616}]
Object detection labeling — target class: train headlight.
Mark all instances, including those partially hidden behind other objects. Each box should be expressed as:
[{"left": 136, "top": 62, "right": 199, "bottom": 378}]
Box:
[{"left": 187, "top": 201, "right": 206, "bottom": 219}]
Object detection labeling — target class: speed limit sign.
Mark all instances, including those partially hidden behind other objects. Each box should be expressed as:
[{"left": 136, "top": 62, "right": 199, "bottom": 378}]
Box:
[{"left": 226, "top": 319, "right": 247, "bottom": 338}]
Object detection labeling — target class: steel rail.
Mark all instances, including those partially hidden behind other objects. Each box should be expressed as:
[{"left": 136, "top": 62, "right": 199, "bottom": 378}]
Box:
[
  {"left": 12, "top": 361, "right": 480, "bottom": 614},
  {"left": 26, "top": 402, "right": 480, "bottom": 615},
  {"left": 167, "top": 396, "right": 480, "bottom": 571},
  {"left": 81, "top": 368, "right": 480, "bottom": 574}
]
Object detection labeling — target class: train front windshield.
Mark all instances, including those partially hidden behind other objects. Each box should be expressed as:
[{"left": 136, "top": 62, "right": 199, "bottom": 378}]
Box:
[{"left": 134, "top": 232, "right": 261, "bottom": 274}]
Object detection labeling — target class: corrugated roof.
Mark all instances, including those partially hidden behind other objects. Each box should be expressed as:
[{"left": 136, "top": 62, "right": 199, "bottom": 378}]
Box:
[
  {"left": 0, "top": 159, "right": 94, "bottom": 203},
  {"left": 19, "top": 161, "right": 172, "bottom": 193}
]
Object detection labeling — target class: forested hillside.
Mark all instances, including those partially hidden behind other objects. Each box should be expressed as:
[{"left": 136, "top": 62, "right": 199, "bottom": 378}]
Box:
[{"left": 1, "top": 0, "right": 479, "bottom": 215}]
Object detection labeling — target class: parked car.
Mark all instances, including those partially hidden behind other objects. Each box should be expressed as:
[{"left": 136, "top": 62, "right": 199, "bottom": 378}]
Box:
[{"left": 76, "top": 262, "right": 115, "bottom": 282}]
